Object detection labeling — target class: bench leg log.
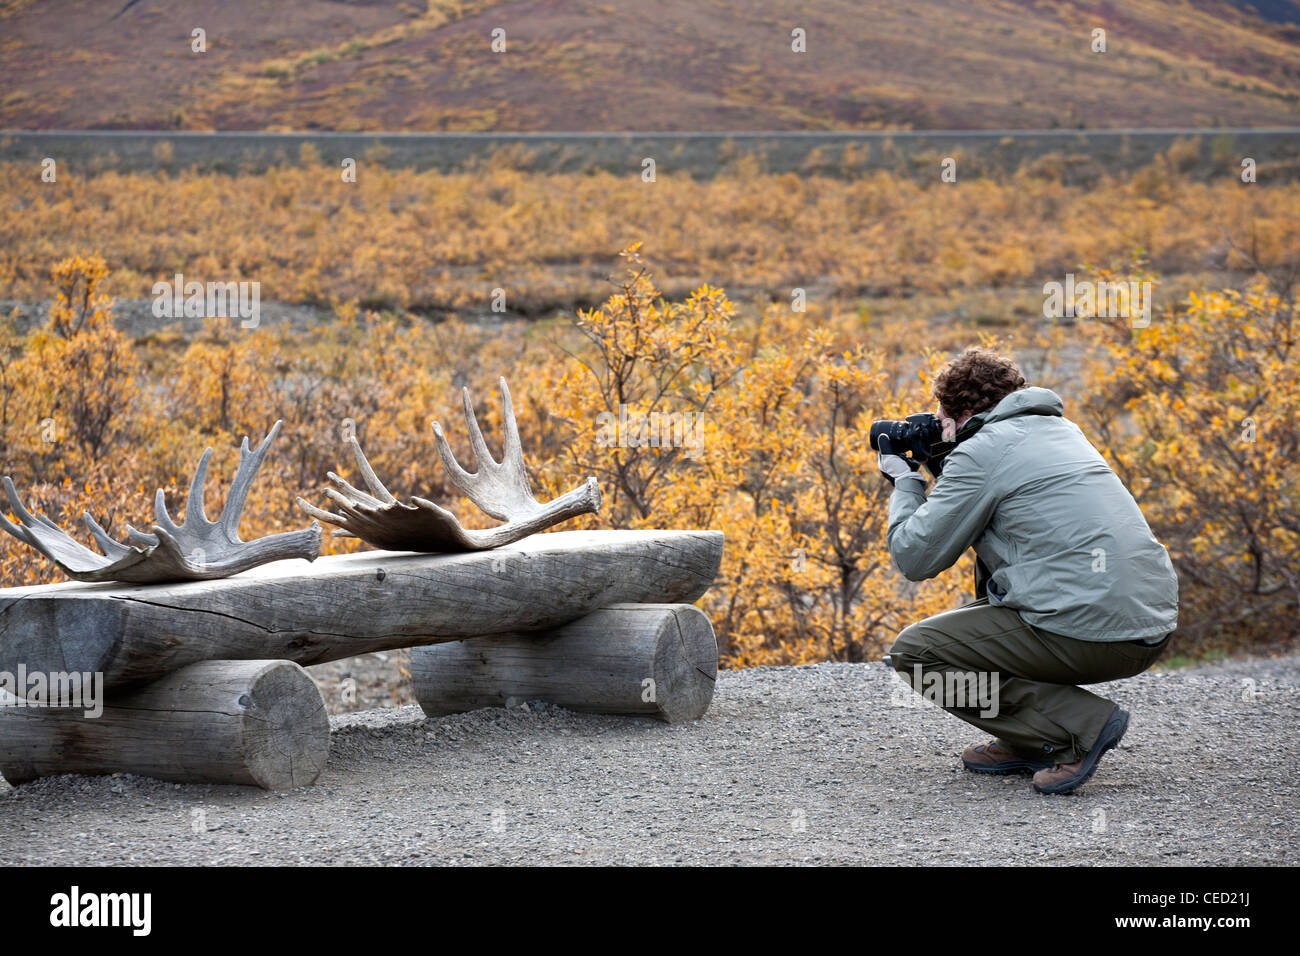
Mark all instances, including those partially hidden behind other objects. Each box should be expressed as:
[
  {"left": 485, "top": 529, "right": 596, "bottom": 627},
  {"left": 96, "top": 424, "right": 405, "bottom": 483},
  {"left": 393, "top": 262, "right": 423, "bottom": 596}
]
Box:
[
  {"left": 410, "top": 603, "right": 718, "bottom": 723},
  {"left": 0, "top": 660, "right": 329, "bottom": 790}
]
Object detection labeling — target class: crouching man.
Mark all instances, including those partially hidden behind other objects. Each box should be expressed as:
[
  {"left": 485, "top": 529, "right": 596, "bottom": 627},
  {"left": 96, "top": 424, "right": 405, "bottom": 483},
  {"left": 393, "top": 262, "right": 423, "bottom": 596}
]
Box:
[{"left": 880, "top": 347, "right": 1178, "bottom": 795}]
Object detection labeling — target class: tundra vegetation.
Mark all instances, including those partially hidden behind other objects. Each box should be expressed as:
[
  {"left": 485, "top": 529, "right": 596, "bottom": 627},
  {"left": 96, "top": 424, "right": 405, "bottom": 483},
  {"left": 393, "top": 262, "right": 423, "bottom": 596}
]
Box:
[{"left": 1, "top": 148, "right": 1296, "bottom": 673}]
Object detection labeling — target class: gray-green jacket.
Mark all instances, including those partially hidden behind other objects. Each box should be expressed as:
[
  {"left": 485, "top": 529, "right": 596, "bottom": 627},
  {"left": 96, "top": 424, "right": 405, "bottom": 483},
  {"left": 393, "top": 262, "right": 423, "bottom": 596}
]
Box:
[{"left": 887, "top": 386, "right": 1179, "bottom": 642}]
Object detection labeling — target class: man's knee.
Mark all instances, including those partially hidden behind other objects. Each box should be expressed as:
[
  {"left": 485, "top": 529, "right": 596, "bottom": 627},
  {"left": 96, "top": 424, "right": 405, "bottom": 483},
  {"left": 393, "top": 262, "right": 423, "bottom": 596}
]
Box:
[{"left": 889, "top": 619, "right": 944, "bottom": 674}]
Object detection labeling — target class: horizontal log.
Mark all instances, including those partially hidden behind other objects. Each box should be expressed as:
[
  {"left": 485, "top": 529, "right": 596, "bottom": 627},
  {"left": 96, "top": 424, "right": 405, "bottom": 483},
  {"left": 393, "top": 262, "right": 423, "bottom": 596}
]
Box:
[
  {"left": 0, "top": 529, "right": 724, "bottom": 694},
  {"left": 0, "top": 660, "right": 329, "bottom": 790},
  {"left": 411, "top": 603, "right": 718, "bottom": 723}
]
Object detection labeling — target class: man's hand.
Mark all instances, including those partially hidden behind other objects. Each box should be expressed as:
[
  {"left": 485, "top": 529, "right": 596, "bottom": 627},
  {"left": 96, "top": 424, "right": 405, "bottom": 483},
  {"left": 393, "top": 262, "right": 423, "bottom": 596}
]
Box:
[{"left": 877, "top": 434, "right": 925, "bottom": 488}]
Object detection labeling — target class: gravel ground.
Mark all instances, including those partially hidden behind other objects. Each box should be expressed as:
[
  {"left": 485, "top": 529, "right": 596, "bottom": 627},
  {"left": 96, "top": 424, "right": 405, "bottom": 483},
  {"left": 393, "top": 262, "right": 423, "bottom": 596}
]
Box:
[{"left": 2, "top": 653, "right": 1296, "bottom": 866}]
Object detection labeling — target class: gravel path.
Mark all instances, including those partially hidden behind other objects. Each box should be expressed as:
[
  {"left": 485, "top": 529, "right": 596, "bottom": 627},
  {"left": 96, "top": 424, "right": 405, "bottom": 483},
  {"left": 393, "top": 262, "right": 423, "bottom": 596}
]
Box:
[{"left": 2, "top": 654, "right": 1296, "bottom": 866}]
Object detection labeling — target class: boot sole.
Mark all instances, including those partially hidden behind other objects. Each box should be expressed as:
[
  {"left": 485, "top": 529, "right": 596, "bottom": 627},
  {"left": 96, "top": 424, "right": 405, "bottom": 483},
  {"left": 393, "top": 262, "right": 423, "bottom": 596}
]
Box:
[
  {"left": 963, "top": 758, "right": 1053, "bottom": 775},
  {"left": 1033, "top": 708, "right": 1130, "bottom": 795}
]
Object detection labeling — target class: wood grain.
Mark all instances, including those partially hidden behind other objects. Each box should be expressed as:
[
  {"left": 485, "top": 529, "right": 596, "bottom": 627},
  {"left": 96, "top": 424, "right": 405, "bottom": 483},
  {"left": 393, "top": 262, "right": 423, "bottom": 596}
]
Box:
[{"left": 0, "top": 529, "right": 724, "bottom": 693}]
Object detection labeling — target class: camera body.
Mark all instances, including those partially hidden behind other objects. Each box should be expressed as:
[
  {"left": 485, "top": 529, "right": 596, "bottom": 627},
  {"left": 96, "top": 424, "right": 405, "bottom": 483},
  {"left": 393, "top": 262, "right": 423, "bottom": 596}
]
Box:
[
  {"left": 869, "top": 412, "right": 982, "bottom": 476},
  {"left": 869, "top": 413, "right": 946, "bottom": 462}
]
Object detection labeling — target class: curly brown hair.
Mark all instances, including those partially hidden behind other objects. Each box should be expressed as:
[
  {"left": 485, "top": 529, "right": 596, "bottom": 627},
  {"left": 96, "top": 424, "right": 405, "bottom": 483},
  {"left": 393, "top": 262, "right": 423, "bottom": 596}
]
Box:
[{"left": 932, "top": 347, "right": 1027, "bottom": 419}]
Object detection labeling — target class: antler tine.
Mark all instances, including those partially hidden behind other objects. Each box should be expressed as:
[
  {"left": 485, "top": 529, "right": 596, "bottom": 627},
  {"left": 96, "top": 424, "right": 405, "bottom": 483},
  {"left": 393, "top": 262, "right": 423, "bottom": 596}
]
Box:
[
  {"left": 461, "top": 385, "right": 496, "bottom": 470},
  {"left": 3, "top": 477, "right": 121, "bottom": 563},
  {"left": 151, "top": 488, "right": 179, "bottom": 536},
  {"left": 2, "top": 485, "right": 63, "bottom": 537},
  {"left": 345, "top": 434, "right": 398, "bottom": 506},
  {"left": 295, "top": 495, "right": 346, "bottom": 526},
  {"left": 82, "top": 513, "right": 137, "bottom": 561},
  {"left": 0, "top": 507, "right": 26, "bottom": 544},
  {"left": 217, "top": 420, "right": 281, "bottom": 536},
  {"left": 124, "top": 525, "right": 159, "bottom": 548},
  {"left": 0, "top": 478, "right": 35, "bottom": 546},
  {"left": 33, "top": 510, "right": 64, "bottom": 533},
  {"left": 431, "top": 419, "right": 475, "bottom": 493},
  {"left": 182, "top": 446, "right": 215, "bottom": 529},
  {"left": 325, "top": 470, "right": 381, "bottom": 508},
  {"left": 2, "top": 476, "right": 49, "bottom": 540},
  {"left": 497, "top": 376, "right": 528, "bottom": 473},
  {"left": 323, "top": 486, "right": 380, "bottom": 523}
]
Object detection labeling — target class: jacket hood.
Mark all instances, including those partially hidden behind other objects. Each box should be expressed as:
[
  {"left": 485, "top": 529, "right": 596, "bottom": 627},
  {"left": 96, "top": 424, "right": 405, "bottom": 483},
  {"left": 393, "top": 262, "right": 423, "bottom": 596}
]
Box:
[{"left": 974, "top": 386, "right": 1063, "bottom": 425}]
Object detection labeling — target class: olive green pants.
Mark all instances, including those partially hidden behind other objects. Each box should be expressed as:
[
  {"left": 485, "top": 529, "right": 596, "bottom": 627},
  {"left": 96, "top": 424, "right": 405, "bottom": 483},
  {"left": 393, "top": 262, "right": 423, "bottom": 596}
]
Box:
[{"left": 889, "top": 598, "right": 1170, "bottom": 764}]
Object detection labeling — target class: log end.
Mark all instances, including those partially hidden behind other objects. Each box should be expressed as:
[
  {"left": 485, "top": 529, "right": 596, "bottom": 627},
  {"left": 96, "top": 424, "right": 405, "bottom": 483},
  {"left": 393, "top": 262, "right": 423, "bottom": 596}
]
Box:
[
  {"left": 238, "top": 660, "right": 331, "bottom": 790},
  {"left": 649, "top": 604, "right": 718, "bottom": 723}
]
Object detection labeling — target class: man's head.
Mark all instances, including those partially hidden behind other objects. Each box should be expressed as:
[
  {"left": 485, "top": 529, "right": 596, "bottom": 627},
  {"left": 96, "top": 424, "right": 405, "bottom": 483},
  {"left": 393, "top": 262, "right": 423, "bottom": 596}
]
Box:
[{"left": 933, "top": 347, "right": 1027, "bottom": 431}]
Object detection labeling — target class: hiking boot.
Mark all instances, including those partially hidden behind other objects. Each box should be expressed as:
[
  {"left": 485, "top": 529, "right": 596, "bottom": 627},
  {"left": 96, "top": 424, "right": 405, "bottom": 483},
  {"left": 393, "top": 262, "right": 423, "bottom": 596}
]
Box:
[
  {"left": 962, "top": 740, "right": 1053, "bottom": 775},
  {"left": 1033, "top": 707, "right": 1130, "bottom": 795}
]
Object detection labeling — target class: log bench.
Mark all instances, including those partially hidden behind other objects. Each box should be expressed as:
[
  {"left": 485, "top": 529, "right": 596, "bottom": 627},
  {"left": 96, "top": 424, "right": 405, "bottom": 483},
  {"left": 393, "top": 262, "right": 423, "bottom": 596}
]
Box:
[{"left": 0, "top": 529, "right": 724, "bottom": 789}]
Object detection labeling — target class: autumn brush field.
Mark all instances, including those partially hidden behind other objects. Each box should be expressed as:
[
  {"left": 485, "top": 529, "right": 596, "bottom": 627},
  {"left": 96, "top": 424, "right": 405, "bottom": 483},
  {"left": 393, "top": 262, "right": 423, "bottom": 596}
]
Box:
[{"left": 1, "top": 135, "right": 1297, "bottom": 695}]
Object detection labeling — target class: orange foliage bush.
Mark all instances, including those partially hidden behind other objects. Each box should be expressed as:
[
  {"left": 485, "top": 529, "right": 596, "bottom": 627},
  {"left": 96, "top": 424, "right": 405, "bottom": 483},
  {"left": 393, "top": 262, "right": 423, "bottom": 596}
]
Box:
[
  {"left": 1076, "top": 269, "right": 1299, "bottom": 655},
  {"left": 3, "top": 250, "right": 1295, "bottom": 669}
]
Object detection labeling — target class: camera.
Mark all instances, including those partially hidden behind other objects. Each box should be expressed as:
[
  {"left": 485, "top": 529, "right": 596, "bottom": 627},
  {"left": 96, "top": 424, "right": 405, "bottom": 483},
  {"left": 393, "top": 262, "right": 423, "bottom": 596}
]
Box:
[
  {"left": 870, "top": 412, "right": 982, "bottom": 476},
  {"left": 869, "top": 413, "right": 947, "bottom": 462}
]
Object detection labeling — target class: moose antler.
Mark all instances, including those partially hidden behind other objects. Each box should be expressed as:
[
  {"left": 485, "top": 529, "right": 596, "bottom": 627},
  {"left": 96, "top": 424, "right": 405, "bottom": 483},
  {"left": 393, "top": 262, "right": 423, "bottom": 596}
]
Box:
[
  {"left": 0, "top": 422, "right": 321, "bottom": 583},
  {"left": 296, "top": 378, "right": 602, "bottom": 552}
]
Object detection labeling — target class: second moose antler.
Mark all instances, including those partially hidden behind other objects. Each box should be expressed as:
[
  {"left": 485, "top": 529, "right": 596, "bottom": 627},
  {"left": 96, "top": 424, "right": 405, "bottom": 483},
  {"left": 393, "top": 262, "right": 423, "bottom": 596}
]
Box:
[{"left": 296, "top": 378, "right": 602, "bottom": 552}]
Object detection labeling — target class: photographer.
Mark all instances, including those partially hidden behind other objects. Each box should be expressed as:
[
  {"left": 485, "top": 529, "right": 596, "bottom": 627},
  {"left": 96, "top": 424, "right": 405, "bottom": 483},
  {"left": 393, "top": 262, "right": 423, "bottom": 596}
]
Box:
[{"left": 878, "top": 347, "right": 1178, "bottom": 795}]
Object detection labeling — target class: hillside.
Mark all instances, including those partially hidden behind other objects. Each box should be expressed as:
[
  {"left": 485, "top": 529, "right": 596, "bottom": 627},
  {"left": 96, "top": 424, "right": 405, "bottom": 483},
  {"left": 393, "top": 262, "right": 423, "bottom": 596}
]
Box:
[{"left": 0, "top": 0, "right": 1297, "bottom": 131}]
